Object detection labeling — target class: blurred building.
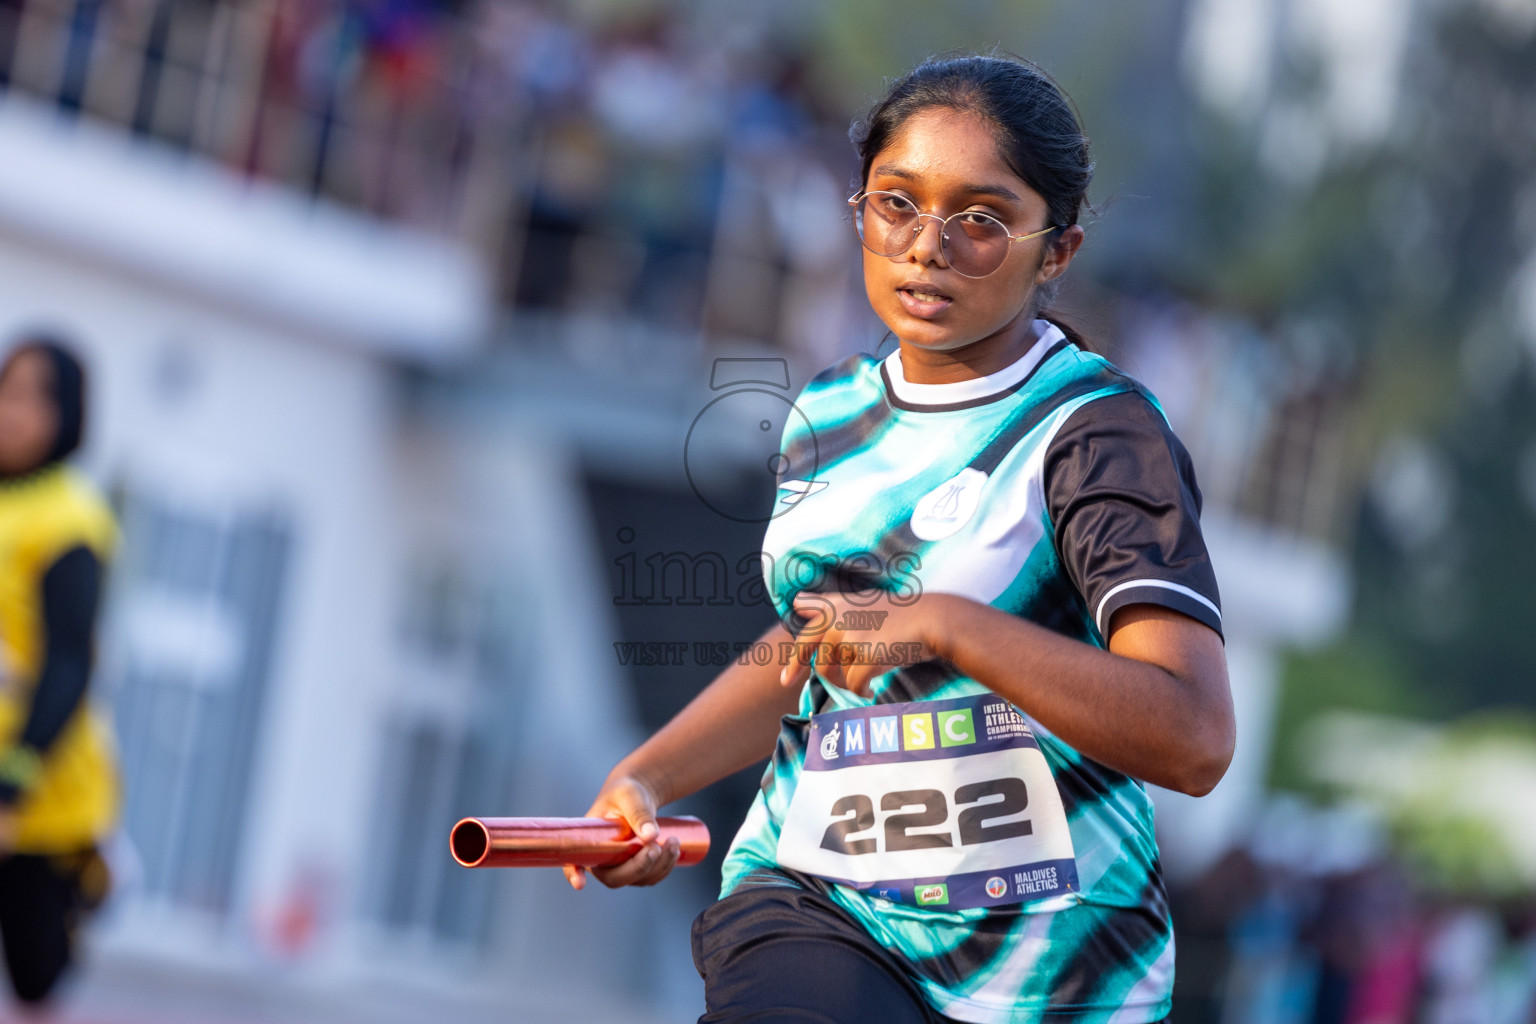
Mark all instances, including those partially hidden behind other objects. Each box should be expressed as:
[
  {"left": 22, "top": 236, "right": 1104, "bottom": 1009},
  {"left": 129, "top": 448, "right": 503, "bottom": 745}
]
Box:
[
  {"left": 0, "top": 6, "right": 667, "bottom": 1021},
  {"left": 0, "top": 1, "right": 845, "bottom": 1018}
]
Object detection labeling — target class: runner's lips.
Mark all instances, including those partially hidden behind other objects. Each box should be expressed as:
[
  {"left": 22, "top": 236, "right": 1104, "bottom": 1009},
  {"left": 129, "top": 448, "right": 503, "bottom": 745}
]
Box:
[{"left": 897, "top": 282, "right": 954, "bottom": 319}]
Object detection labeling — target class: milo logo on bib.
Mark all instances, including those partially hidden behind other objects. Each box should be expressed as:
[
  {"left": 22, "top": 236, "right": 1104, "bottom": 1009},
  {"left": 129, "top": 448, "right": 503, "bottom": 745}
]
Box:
[{"left": 775, "top": 693, "right": 1080, "bottom": 910}]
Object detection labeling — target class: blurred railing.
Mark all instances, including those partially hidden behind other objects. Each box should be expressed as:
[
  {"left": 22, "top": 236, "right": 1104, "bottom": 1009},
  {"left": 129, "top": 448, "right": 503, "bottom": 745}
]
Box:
[{"left": 0, "top": 0, "right": 513, "bottom": 238}]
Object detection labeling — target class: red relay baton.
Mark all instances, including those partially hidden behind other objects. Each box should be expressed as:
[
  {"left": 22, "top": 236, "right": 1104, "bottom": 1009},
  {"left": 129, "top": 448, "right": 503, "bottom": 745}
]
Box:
[{"left": 449, "top": 816, "right": 710, "bottom": 869}]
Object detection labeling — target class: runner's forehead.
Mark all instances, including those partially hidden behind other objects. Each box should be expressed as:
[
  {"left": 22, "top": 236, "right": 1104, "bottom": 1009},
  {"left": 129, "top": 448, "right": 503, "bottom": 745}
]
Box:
[
  {"left": 865, "top": 108, "right": 1035, "bottom": 209},
  {"left": 869, "top": 164, "right": 1024, "bottom": 206},
  {"left": 0, "top": 348, "right": 54, "bottom": 392}
]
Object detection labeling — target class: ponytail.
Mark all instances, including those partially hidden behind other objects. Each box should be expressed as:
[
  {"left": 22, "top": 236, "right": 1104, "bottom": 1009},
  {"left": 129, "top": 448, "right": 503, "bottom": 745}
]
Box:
[{"left": 1039, "top": 309, "right": 1098, "bottom": 355}]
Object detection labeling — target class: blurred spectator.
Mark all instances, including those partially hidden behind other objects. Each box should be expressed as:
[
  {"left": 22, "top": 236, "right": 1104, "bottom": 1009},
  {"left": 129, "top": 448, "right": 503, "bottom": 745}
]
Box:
[{"left": 0, "top": 338, "right": 120, "bottom": 1008}]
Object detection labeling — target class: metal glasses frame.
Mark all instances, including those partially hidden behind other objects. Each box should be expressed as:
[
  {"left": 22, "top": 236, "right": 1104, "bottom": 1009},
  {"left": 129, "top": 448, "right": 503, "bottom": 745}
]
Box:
[{"left": 847, "top": 190, "right": 1059, "bottom": 277}]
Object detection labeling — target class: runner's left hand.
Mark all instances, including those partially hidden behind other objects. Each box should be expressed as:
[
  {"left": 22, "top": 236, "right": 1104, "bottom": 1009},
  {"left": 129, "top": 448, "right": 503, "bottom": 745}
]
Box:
[{"left": 780, "top": 590, "right": 955, "bottom": 696}]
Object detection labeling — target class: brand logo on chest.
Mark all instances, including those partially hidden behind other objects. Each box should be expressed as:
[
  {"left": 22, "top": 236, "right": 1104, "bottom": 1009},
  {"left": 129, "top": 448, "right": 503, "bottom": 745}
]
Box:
[{"left": 909, "top": 467, "right": 987, "bottom": 540}]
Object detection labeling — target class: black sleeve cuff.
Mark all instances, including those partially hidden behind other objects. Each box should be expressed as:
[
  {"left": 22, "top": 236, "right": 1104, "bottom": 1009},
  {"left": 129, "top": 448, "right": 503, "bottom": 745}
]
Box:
[{"left": 1095, "top": 578, "right": 1224, "bottom": 639}]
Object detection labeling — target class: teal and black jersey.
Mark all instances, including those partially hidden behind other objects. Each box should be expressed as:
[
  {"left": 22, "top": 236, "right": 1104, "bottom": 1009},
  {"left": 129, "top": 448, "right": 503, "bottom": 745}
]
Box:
[{"left": 719, "top": 321, "right": 1222, "bottom": 1023}]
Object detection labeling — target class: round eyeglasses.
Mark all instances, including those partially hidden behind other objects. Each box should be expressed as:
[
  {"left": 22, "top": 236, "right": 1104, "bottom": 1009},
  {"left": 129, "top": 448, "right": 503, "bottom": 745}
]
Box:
[{"left": 849, "top": 191, "right": 1059, "bottom": 279}]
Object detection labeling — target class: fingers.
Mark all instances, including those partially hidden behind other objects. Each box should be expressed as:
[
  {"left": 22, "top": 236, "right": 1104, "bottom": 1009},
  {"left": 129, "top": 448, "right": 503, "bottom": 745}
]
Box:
[
  {"left": 792, "top": 592, "right": 837, "bottom": 632},
  {"left": 591, "top": 836, "right": 682, "bottom": 889},
  {"left": 783, "top": 593, "right": 836, "bottom": 688},
  {"left": 786, "top": 593, "right": 873, "bottom": 694},
  {"left": 568, "top": 775, "right": 678, "bottom": 890},
  {"left": 585, "top": 777, "right": 661, "bottom": 843},
  {"left": 779, "top": 631, "right": 810, "bottom": 688},
  {"left": 784, "top": 590, "right": 936, "bottom": 696},
  {"left": 817, "top": 655, "right": 849, "bottom": 693},
  {"left": 605, "top": 784, "right": 661, "bottom": 847},
  {"left": 780, "top": 651, "right": 811, "bottom": 689},
  {"left": 836, "top": 661, "right": 867, "bottom": 696},
  {"left": 618, "top": 805, "right": 660, "bottom": 847}
]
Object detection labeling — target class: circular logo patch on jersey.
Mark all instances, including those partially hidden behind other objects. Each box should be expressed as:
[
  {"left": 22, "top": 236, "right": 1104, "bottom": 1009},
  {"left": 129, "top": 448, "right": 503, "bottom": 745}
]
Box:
[
  {"left": 909, "top": 467, "right": 988, "bottom": 541},
  {"left": 985, "top": 876, "right": 1009, "bottom": 900}
]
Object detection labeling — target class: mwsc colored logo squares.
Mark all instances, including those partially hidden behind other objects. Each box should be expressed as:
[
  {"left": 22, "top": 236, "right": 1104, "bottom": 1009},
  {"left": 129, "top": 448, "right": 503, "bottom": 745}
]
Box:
[
  {"left": 869, "top": 716, "right": 900, "bottom": 753},
  {"left": 855, "top": 706, "right": 978, "bottom": 754},
  {"left": 902, "top": 713, "right": 935, "bottom": 750},
  {"left": 937, "top": 708, "right": 975, "bottom": 747}
]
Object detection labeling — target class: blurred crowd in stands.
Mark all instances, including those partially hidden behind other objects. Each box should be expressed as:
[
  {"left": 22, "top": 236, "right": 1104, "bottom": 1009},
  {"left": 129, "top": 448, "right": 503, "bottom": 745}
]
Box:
[
  {"left": 0, "top": 0, "right": 861, "bottom": 354},
  {"left": 1169, "top": 803, "right": 1536, "bottom": 1024}
]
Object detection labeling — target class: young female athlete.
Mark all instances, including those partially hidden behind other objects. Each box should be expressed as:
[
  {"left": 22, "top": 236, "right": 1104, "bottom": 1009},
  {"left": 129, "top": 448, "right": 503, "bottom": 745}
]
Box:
[
  {"left": 568, "top": 54, "right": 1233, "bottom": 1023},
  {"left": 0, "top": 339, "right": 118, "bottom": 1007}
]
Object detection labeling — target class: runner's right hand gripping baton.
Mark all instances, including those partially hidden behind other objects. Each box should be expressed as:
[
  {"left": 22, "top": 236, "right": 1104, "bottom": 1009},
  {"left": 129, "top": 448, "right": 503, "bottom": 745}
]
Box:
[{"left": 449, "top": 816, "right": 710, "bottom": 869}]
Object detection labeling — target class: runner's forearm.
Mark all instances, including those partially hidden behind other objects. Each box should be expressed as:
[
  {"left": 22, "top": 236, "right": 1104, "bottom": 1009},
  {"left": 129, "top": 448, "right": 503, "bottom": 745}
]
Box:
[
  {"left": 0, "top": 546, "right": 101, "bottom": 807},
  {"left": 928, "top": 598, "right": 1233, "bottom": 795},
  {"left": 609, "top": 620, "right": 802, "bottom": 807}
]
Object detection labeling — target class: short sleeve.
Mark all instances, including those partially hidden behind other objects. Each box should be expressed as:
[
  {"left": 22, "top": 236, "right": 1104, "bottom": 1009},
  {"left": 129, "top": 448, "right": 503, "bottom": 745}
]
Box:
[{"left": 1043, "top": 391, "right": 1223, "bottom": 640}]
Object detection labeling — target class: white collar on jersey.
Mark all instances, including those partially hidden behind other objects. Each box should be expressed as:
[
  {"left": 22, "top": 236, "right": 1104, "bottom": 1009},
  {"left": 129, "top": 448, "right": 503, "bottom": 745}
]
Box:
[{"left": 883, "top": 319, "right": 1067, "bottom": 408}]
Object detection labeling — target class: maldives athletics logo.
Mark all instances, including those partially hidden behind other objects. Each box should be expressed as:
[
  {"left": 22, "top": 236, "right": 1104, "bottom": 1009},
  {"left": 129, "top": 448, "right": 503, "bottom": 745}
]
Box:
[{"left": 985, "top": 876, "right": 1009, "bottom": 900}]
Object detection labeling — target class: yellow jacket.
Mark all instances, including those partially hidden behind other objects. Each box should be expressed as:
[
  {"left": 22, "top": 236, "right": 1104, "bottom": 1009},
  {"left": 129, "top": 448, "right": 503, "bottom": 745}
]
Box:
[{"left": 0, "top": 465, "right": 120, "bottom": 852}]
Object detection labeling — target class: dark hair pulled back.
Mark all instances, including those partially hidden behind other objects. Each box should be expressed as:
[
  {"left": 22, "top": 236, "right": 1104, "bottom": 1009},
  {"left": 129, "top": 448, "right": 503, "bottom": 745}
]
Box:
[{"left": 851, "top": 53, "right": 1096, "bottom": 350}]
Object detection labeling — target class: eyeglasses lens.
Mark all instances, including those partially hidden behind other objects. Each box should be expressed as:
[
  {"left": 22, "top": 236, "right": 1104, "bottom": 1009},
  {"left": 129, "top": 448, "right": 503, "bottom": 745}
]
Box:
[
  {"left": 853, "top": 194, "right": 1011, "bottom": 278},
  {"left": 854, "top": 194, "right": 921, "bottom": 257},
  {"left": 944, "top": 213, "right": 1010, "bottom": 277}
]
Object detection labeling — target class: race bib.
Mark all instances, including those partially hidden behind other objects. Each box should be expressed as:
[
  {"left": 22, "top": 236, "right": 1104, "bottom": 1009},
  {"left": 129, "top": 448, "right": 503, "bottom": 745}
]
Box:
[{"left": 775, "top": 693, "right": 1078, "bottom": 910}]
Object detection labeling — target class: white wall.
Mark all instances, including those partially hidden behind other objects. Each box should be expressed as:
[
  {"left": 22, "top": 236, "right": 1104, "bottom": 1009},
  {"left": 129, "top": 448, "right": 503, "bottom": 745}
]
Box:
[
  {"left": 0, "top": 97, "right": 487, "bottom": 359},
  {"left": 0, "top": 213, "right": 706, "bottom": 1022},
  {"left": 0, "top": 82, "right": 715, "bottom": 1020},
  {"left": 380, "top": 416, "right": 707, "bottom": 1013},
  {"left": 0, "top": 230, "right": 400, "bottom": 953}
]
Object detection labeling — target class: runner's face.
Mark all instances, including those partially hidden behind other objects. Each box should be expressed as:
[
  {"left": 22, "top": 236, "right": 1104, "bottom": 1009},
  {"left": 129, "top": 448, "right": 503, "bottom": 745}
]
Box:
[
  {"left": 0, "top": 349, "right": 59, "bottom": 475},
  {"left": 861, "top": 107, "right": 1063, "bottom": 355}
]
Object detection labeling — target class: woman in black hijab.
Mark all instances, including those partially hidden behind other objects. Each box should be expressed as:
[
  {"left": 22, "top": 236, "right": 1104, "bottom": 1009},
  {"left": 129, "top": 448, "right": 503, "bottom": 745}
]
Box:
[{"left": 0, "top": 338, "right": 120, "bottom": 1007}]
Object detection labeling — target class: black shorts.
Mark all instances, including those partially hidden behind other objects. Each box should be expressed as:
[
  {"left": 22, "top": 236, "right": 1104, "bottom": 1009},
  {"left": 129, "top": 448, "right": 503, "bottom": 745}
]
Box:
[
  {"left": 692, "top": 877, "right": 1173, "bottom": 1024},
  {"left": 691, "top": 879, "right": 962, "bottom": 1024},
  {"left": 0, "top": 849, "right": 107, "bottom": 1004}
]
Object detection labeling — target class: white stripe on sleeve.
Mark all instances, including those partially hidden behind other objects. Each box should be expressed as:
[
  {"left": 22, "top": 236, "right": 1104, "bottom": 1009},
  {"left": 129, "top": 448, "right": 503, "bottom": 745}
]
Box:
[{"left": 1094, "top": 578, "right": 1222, "bottom": 635}]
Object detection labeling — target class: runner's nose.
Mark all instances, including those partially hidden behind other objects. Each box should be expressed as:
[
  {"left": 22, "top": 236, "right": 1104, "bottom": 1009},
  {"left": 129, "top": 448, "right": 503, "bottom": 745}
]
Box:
[{"left": 906, "top": 215, "right": 949, "bottom": 268}]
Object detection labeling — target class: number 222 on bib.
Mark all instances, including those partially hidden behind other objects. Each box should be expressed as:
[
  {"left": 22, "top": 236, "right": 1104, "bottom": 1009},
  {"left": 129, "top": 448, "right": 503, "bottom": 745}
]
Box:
[{"left": 775, "top": 694, "right": 1079, "bottom": 910}]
